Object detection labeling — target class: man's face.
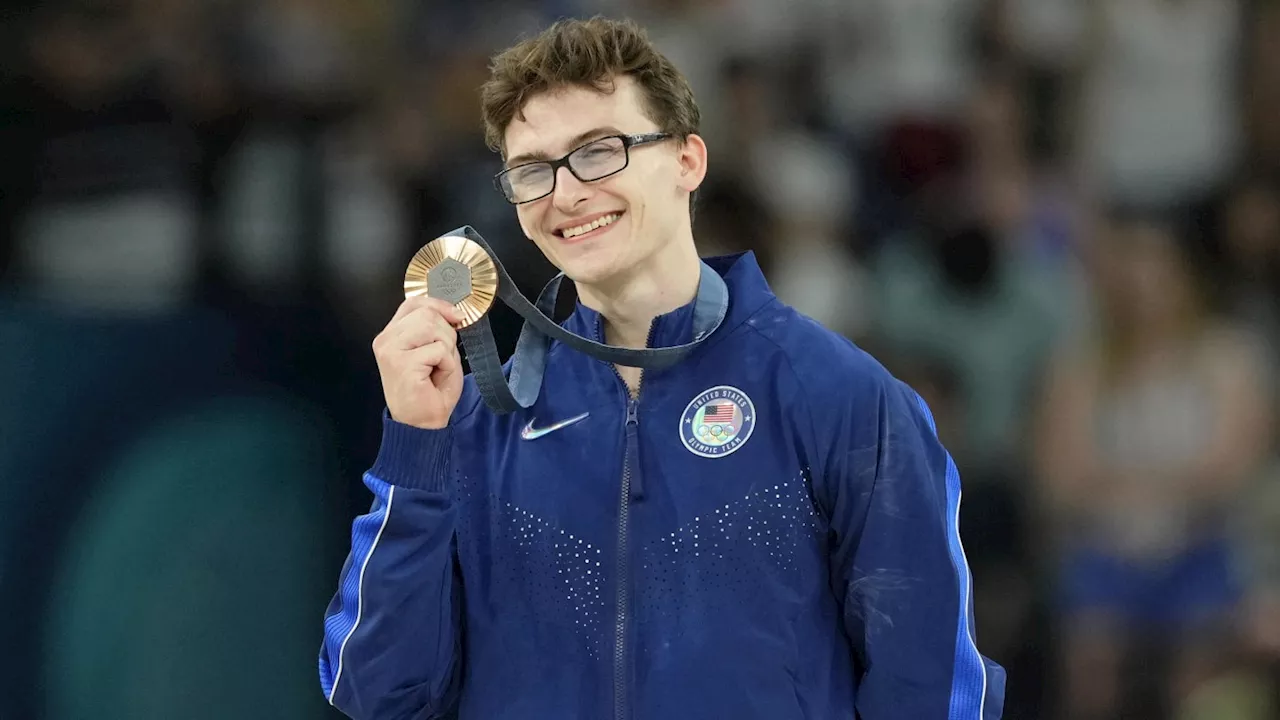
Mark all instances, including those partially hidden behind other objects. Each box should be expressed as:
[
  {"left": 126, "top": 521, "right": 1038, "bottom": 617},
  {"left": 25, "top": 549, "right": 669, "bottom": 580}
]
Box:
[{"left": 502, "top": 76, "right": 704, "bottom": 287}]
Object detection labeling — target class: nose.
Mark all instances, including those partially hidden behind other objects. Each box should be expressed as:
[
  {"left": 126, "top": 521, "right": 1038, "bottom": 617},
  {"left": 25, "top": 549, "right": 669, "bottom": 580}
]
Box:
[{"left": 551, "top": 166, "right": 590, "bottom": 213}]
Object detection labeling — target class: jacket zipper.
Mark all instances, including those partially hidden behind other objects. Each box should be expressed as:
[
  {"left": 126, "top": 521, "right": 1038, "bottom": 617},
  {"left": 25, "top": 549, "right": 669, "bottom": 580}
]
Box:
[
  {"left": 612, "top": 321, "right": 655, "bottom": 720},
  {"left": 614, "top": 394, "right": 639, "bottom": 720}
]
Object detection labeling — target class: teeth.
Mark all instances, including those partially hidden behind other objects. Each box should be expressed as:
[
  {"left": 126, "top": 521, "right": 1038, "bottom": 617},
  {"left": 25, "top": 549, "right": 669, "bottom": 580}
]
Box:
[{"left": 562, "top": 213, "right": 620, "bottom": 238}]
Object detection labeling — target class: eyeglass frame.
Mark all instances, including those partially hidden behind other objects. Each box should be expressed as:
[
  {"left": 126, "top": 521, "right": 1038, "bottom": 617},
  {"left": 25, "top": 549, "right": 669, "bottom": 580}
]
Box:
[{"left": 493, "top": 132, "right": 674, "bottom": 205}]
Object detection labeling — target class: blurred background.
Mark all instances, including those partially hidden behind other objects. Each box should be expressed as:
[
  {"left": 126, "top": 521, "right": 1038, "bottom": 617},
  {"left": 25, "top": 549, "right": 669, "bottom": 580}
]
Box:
[{"left": 2, "top": 0, "right": 1279, "bottom": 718}]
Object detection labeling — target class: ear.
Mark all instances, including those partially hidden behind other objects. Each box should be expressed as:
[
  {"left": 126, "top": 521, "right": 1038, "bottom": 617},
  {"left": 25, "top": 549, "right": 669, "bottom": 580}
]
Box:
[{"left": 676, "top": 133, "right": 709, "bottom": 194}]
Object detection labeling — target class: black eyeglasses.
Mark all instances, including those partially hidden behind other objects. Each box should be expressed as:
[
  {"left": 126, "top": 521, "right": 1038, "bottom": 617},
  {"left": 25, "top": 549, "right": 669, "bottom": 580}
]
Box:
[{"left": 494, "top": 132, "right": 673, "bottom": 204}]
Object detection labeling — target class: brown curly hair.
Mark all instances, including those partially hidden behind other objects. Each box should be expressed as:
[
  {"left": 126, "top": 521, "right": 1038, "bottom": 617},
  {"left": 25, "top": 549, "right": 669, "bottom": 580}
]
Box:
[{"left": 480, "top": 16, "right": 701, "bottom": 156}]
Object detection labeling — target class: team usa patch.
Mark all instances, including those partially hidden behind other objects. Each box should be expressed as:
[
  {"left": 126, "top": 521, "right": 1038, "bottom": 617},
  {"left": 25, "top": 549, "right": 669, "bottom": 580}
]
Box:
[{"left": 679, "top": 385, "right": 756, "bottom": 458}]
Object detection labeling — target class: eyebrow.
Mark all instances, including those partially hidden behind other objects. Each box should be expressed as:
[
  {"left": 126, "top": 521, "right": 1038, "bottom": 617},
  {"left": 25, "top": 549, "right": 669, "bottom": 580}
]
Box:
[{"left": 504, "top": 126, "right": 623, "bottom": 168}]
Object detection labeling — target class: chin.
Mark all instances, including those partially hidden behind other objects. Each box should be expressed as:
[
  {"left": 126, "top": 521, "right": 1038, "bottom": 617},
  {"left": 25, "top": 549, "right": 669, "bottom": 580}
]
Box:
[
  {"left": 557, "top": 256, "right": 622, "bottom": 287},
  {"left": 544, "top": 239, "right": 629, "bottom": 287}
]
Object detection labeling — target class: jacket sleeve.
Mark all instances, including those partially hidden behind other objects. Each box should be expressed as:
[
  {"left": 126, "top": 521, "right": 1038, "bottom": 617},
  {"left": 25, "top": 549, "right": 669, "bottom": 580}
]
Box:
[
  {"left": 811, "top": 363, "right": 1006, "bottom": 719},
  {"left": 319, "top": 413, "right": 464, "bottom": 720}
]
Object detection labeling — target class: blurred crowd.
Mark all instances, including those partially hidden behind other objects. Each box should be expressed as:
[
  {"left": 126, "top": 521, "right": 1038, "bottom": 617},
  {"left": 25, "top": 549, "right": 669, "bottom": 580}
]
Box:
[{"left": 3, "top": 0, "right": 1280, "bottom": 718}]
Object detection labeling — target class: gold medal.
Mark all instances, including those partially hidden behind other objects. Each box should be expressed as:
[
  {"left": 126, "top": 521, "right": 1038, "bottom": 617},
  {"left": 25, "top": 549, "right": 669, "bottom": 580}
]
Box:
[{"left": 403, "top": 234, "right": 499, "bottom": 328}]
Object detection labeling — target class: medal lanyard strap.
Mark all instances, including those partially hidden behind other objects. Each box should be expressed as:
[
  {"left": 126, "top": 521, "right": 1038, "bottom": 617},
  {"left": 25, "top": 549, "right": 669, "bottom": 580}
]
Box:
[{"left": 436, "top": 226, "right": 730, "bottom": 414}]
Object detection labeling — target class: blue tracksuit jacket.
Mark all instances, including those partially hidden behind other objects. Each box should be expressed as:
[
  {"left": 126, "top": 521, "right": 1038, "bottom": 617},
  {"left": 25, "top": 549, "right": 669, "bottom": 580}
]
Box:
[{"left": 319, "top": 251, "right": 1007, "bottom": 719}]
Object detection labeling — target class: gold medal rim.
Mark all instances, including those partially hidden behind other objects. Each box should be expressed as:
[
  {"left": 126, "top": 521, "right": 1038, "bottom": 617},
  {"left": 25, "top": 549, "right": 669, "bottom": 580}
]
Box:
[{"left": 403, "top": 235, "right": 499, "bottom": 328}]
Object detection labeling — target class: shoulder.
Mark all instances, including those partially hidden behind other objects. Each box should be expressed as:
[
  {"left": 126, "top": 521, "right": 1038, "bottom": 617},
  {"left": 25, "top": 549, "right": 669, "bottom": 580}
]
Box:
[
  {"left": 739, "top": 300, "right": 924, "bottom": 444},
  {"left": 738, "top": 302, "right": 947, "bottom": 507},
  {"left": 742, "top": 300, "right": 902, "bottom": 406}
]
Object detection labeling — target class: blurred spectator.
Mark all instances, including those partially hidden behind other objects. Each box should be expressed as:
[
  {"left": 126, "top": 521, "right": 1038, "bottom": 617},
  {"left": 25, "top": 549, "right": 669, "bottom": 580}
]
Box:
[
  {"left": 1173, "top": 452, "right": 1280, "bottom": 720},
  {"left": 1209, "top": 176, "right": 1280, "bottom": 367},
  {"left": 710, "top": 55, "right": 866, "bottom": 337},
  {"left": 761, "top": 127, "right": 867, "bottom": 339},
  {"left": 1076, "top": 0, "right": 1242, "bottom": 216},
  {"left": 866, "top": 64, "right": 1076, "bottom": 486},
  {"left": 1243, "top": 472, "right": 1280, "bottom": 660},
  {"left": 1241, "top": 1, "right": 1280, "bottom": 178},
  {"left": 813, "top": 0, "right": 986, "bottom": 142},
  {"left": 11, "top": 2, "right": 204, "bottom": 312},
  {"left": 993, "top": 0, "right": 1085, "bottom": 165},
  {"left": 236, "top": 0, "right": 359, "bottom": 109},
  {"left": 1222, "top": 462, "right": 1280, "bottom": 720},
  {"left": 965, "top": 62, "right": 1086, "bottom": 272},
  {"left": 1035, "top": 216, "right": 1272, "bottom": 719}
]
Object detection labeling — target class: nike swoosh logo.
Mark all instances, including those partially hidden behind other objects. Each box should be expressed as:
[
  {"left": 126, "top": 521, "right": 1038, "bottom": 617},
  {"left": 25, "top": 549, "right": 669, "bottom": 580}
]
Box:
[{"left": 521, "top": 412, "right": 590, "bottom": 440}]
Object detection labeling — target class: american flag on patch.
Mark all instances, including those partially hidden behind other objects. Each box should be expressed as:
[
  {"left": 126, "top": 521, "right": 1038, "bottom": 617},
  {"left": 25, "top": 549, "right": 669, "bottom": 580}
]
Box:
[{"left": 702, "top": 401, "right": 737, "bottom": 429}]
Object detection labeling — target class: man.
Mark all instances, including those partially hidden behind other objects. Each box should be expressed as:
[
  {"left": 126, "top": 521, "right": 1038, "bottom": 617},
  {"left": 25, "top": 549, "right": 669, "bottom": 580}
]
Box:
[{"left": 319, "top": 16, "right": 1006, "bottom": 720}]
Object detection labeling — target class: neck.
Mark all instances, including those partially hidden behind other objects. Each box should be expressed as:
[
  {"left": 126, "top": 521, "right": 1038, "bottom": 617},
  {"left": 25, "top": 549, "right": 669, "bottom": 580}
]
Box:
[{"left": 577, "top": 235, "right": 703, "bottom": 349}]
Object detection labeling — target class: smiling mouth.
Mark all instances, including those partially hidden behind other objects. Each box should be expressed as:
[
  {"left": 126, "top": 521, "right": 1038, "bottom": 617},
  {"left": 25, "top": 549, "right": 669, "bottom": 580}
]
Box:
[{"left": 556, "top": 212, "right": 623, "bottom": 239}]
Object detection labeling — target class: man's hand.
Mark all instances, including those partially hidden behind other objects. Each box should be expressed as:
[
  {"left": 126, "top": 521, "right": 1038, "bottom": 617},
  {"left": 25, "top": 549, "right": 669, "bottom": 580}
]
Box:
[{"left": 373, "top": 297, "right": 465, "bottom": 430}]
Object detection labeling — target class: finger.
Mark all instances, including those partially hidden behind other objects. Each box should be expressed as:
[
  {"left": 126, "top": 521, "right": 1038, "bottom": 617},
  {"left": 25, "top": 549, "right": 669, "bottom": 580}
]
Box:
[
  {"left": 433, "top": 339, "right": 463, "bottom": 380},
  {"left": 416, "top": 296, "right": 463, "bottom": 325},
  {"left": 440, "top": 301, "right": 463, "bottom": 325},
  {"left": 390, "top": 296, "right": 462, "bottom": 326},
  {"left": 406, "top": 340, "right": 452, "bottom": 373},
  {"left": 395, "top": 308, "right": 458, "bottom": 350},
  {"left": 394, "top": 324, "right": 442, "bottom": 352},
  {"left": 389, "top": 296, "right": 424, "bottom": 325},
  {"left": 395, "top": 315, "right": 458, "bottom": 351}
]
